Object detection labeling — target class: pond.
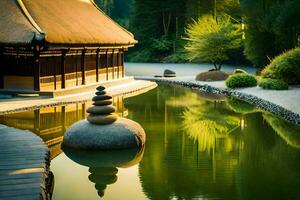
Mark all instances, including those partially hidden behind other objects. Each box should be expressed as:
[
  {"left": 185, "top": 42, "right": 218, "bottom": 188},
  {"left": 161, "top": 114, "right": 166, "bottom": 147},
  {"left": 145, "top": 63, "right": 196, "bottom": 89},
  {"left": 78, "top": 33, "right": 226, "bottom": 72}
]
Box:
[{"left": 1, "top": 84, "right": 300, "bottom": 200}]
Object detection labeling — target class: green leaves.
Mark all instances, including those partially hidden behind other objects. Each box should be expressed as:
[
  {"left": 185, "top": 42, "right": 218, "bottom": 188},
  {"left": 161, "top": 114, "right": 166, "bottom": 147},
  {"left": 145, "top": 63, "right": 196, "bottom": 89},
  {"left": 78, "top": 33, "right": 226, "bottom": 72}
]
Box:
[
  {"left": 261, "top": 47, "right": 300, "bottom": 85},
  {"left": 258, "top": 78, "right": 289, "bottom": 90},
  {"left": 241, "top": 0, "right": 300, "bottom": 67},
  {"left": 225, "top": 74, "right": 257, "bottom": 88},
  {"left": 184, "top": 15, "right": 242, "bottom": 69}
]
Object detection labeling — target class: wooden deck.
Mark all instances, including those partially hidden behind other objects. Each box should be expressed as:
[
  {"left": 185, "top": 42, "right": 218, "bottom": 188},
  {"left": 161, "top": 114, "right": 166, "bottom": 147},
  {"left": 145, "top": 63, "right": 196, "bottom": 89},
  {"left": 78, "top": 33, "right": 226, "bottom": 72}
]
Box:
[{"left": 0, "top": 124, "right": 51, "bottom": 200}]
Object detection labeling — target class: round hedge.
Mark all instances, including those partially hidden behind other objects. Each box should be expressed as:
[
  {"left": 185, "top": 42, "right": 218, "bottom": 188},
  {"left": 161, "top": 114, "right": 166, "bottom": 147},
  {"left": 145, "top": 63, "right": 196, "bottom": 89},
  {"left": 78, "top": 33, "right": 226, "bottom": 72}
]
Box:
[
  {"left": 225, "top": 74, "right": 257, "bottom": 88},
  {"left": 261, "top": 47, "right": 300, "bottom": 85},
  {"left": 258, "top": 78, "right": 288, "bottom": 90}
]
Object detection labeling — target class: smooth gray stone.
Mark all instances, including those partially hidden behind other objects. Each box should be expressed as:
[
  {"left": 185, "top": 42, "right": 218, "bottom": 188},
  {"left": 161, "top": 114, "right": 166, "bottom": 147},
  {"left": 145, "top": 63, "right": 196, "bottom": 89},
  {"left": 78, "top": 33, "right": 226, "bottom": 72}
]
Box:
[
  {"left": 63, "top": 118, "right": 146, "bottom": 150},
  {"left": 96, "top": 86, "right": 106, "bottom": 91},
  {"left": 164, "top": 69, "right": 176, "bottom": 77},
  {"left": 95, "top": 91, "right": 106, "bottom": 96},
  {"left": 87, "top": 114, "right": 117, "bottom": 125},
  {"left": 86, "top": 106, "right": 115, "bottom": 115},
  {"left": 93, "top": 100, "right": 112, "bottom": 106},
  {"left": 92, "top": 95, "right": 112, "bottom": 101}
]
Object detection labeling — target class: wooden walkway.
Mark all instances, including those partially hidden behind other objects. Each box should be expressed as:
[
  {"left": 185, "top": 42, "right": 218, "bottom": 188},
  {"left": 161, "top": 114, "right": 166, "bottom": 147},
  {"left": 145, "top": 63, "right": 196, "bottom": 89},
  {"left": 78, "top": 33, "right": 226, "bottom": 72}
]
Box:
[{"left": 0, "top": 124, "right": 51, "bottom": 200}]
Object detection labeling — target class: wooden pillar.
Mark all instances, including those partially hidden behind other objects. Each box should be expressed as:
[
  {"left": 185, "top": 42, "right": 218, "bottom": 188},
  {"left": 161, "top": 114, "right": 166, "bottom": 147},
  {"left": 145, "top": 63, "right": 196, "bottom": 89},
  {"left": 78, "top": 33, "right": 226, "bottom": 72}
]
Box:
[
  {"left": 0, "top": 51, "right": 3, "bottom": 89},
  {"left": 75, "top": 50, "right": 78, "bottom": 86},
  {"left": 61, "top": 50, "right": 67, "bottom": 89},
  {"left": 121, "top": 52, "right": 125, "bottom": 78},
  {"left": 33, "top": 48, "right": 41, "bottom": 91},
  {"left": 96, "top": 48, "right": 100, "bottom": 82},
  {"left": 0, "top": 73, "right": 3, "bottom": 89},
  {"left": 34, "top": 109, "right": 40, "bottom": 132},
  {"left": 117, "top": 52, "right": 120, "bottom": 79},
  {"left": 82, "top": 103, "right": 86, "bottom": 119},
  {"left": 111, "top": 49, "right": 115, "bottom": 80},
  {"left": 61, "top": 106, "right": 66, "bottom": 133},
  {"left": 106, "top": 49, "right": 109, "bottom": 81},
  {"left": 81, "top": 49, "right": 86, "bottom": 85},
  {"left": 53, "top": 56, "right": 57, "bottom": 90}
]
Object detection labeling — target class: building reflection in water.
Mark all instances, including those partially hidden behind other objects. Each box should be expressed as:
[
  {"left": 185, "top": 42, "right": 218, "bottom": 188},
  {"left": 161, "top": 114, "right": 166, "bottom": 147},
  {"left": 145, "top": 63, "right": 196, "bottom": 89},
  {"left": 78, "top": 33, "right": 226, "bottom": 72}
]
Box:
[
  {"left": 0, "top": 96, "right": 127, "bottom": 159},
  {"left": 63, "top": 147, "right": 144, "bottom": 198}
]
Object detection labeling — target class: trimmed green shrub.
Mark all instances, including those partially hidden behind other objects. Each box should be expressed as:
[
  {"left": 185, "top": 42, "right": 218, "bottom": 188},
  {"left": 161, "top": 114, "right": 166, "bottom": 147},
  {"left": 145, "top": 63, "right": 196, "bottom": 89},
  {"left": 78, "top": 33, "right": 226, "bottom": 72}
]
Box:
[
  {"left": 259, "top": 78, "right": 288, "bottom": 90},
  {"left": 233, "top": 69, "right": 247, "bottom": 74},
  {"left": 225, "top": 74, "right": 257, "bottom": 88},
  {"left": 261, "top": 48, "right": 300, "bottom": 85}
]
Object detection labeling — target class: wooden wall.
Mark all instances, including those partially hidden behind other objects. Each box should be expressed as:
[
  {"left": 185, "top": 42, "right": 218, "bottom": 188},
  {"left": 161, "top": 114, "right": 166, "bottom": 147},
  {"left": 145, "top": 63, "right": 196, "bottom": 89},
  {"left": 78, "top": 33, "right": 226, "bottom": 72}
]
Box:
[{"left": 1, "top": 48, "right": 125, "bottom": 91}]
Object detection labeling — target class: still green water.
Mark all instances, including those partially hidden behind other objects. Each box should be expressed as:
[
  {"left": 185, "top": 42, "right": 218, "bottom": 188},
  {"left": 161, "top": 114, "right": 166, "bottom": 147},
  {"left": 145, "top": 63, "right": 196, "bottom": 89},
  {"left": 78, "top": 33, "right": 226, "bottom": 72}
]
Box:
[{"left": 1, "top": 84, "right": 300, "bottom": 200}]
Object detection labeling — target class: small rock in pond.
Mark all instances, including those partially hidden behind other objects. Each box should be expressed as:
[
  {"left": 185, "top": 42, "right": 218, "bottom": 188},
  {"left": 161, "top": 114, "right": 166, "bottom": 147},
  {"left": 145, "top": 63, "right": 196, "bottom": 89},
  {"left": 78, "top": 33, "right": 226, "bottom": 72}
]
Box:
[{"left": 164, "top": 69, "right": 176, "bottom": 78}]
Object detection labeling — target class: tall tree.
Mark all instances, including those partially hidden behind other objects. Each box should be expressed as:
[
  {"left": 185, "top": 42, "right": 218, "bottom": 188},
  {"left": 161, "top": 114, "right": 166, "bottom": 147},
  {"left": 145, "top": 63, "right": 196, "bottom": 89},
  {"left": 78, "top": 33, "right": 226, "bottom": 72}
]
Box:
[
  {"left": 241, "top": 0, "right": 300, "bottom": 67},
  {"left": 185, "top": 15, "right": 242, "bottom": 70}
]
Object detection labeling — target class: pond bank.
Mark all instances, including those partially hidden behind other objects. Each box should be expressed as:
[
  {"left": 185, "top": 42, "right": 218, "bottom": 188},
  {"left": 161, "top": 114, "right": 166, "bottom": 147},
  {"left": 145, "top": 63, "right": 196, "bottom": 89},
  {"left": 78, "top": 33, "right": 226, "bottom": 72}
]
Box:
[
  {"left": 0, "top": 80, "right": 157, "bottom": 115},
  {"left": 137, "top": 76, "right": 300, "bottom": 125},
  {"left": 0, "top": 125, "right": 51, "bottom": 200}
]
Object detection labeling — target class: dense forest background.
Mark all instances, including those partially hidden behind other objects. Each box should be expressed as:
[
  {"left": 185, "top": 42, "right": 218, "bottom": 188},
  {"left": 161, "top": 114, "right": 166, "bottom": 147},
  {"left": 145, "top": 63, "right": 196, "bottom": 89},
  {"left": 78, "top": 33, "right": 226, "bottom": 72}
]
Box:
[{"left": 95, "top": 0, "right": 300, "bottom": 68}]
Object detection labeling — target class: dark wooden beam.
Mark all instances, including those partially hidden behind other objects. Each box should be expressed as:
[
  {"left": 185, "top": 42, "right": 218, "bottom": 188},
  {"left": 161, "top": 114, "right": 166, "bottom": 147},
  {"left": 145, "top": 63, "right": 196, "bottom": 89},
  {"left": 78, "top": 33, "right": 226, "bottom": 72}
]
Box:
[
  {"left": 82, "top": 103, "right": 86, "bottom": 119},
  {"left": 61, "top": 106, "right": 66, "bottom": 133},
  {"left": 117, "top": 52, "right": 120, "bottom": 79},
  {"left": 33, "top": 48, "right": 41, "bottom": 91},
  {"left": 106, "top": 49, "right": 109, "bottom": 81},
  {"left": 75, "top": 50, "right": 79, "bottom": 86},
  {"left": 111, "top": 49, "right": 115, "bottom": 80},
  {"left": 0, "top": 49, "right": 4, "bottom": 89},
  {"left": 61, "top": 50, "right": 67, "bottom": 89},
  {"left": 53, "top": 56, "right": 57, "bottom": 90},
  {"left": 81, "top": 49, "right": 86, "bottom": 85},
  {"left": 121, "top": 52, "right": 125, "bottom": 78},
  {"left": 96, "top": 48, "right": 100, "bottom": 82},
  {"left": 0, "top": 74, "right": 3, "bottom": 89},
  {"left": 34, "top": 110, "right": 40, "bottom": 132}
]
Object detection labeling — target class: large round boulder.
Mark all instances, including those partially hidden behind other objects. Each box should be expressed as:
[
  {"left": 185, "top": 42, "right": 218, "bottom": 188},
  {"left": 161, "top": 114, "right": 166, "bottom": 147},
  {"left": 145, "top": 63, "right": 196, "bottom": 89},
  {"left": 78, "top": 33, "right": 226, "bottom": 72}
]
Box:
[
  {"left": 196, "top": 71, "right": 229, "bottom": 81},
  {"left": 63, "top": 118, "right": 146, "bottom": 150}
]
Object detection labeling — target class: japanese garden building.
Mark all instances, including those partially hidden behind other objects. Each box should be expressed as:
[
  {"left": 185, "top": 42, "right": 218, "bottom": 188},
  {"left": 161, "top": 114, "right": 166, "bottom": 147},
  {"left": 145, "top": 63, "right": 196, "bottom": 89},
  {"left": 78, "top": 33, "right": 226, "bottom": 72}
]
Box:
[{"left": 0, "top": 0, "right": 137, "bottom": 95}]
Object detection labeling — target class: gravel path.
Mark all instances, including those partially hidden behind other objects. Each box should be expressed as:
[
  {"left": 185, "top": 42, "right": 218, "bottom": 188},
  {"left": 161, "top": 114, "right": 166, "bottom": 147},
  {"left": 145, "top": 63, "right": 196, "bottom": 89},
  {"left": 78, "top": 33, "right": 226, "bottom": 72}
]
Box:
[{"left": 136, "top": 76, "right": 300, "bottom": 124}]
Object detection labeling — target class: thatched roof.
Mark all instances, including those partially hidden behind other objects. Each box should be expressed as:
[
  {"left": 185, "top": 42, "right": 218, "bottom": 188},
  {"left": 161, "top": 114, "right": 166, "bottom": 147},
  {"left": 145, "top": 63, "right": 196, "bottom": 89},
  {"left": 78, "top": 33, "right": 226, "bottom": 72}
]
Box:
[{"left": 0, "top": 0, "right": 137, "bottom": 46}]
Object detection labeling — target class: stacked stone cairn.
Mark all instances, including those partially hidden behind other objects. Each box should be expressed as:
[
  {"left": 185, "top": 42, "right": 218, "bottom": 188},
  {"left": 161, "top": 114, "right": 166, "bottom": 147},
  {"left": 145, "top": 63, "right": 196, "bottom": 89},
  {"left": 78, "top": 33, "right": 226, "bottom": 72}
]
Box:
[
  {"left": 86, "top": 86, "right": 117, "bottom": 125},
  {"left": 63, "top": 85, "right": 146, "bottom": 150}
]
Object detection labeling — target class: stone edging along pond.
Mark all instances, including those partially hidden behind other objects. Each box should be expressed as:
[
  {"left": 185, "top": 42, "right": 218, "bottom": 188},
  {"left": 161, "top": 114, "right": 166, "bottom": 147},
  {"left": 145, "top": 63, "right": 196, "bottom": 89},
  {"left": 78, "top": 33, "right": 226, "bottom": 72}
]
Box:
[{"left": 151, "top": 79, "right": 300, "bottom": 125}]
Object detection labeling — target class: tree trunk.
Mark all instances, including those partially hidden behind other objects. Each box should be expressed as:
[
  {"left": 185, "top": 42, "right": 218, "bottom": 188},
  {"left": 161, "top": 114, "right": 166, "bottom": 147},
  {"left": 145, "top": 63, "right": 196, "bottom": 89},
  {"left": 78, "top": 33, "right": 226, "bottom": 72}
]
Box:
[
  {"left": 218, "top": 64, "right": 222, "bottom": 71},
  {"left": 213, "top": 63, "right": 218, "bottom": 70},
  {"left": 163, "top": 12, "right": 172, "bottom": 36}
]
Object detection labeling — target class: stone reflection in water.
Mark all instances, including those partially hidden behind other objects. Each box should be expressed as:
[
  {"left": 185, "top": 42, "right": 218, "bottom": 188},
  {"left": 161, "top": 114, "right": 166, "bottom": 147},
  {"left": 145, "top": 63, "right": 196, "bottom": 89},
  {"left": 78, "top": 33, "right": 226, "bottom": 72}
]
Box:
[{"left": 63, "top": 147, "right": 144, "bottom": 198}]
